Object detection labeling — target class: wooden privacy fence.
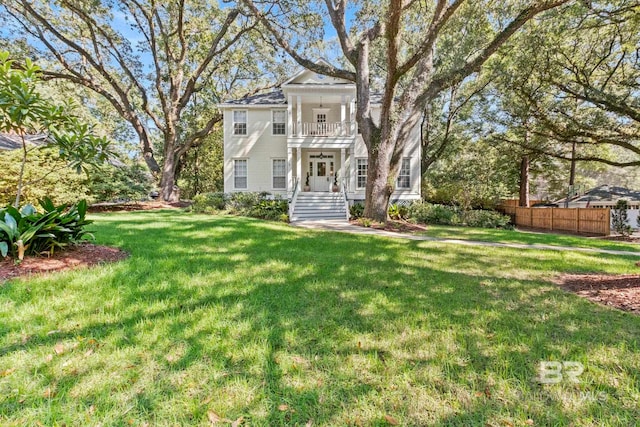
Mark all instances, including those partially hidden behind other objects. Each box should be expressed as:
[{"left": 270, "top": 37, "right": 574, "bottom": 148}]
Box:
[
  {"left": 515, "top": 207, "right": 611, "bottom": 235},
  {"left": 498, "top": 199, "right": 542, "bottom": 216}
]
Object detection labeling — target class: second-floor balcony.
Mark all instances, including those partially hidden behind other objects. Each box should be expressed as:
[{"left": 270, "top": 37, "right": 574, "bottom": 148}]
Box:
[{"left": 292, "top": 121, "right": 356, "bottom": 137}]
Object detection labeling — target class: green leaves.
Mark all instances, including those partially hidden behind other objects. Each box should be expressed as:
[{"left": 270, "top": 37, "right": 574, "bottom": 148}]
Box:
[
  {"left": 0, "top": 51, "right": 113, "bottom": 206},
  {"left": 0, "top": 198, "right": 94, "bottom": 260}
]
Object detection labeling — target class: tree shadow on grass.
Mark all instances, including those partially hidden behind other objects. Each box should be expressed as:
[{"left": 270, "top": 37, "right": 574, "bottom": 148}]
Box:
[{"left": 1, "top": 211, "right": 639, "bottom": 425}]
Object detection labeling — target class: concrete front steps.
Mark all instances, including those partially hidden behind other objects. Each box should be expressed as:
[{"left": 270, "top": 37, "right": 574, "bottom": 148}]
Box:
[{"left": 291, "top": 192, "right": 348, "bottom": 221}]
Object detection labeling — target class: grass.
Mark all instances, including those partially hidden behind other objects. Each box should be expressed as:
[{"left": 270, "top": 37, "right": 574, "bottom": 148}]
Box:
[
  {"left": 423, "top": 225, "right": 640, "bottom": 253},
  {"left": 0, "top": 210, "right": 638, "bottom": 426}
]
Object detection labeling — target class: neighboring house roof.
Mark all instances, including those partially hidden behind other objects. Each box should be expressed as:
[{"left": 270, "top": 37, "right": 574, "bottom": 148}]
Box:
[
  {"left": 555, "top": 185, "right": 640, "bottom": 205},
  {"left": 0, "top": 133, "right": 47, "bottom": 150}
]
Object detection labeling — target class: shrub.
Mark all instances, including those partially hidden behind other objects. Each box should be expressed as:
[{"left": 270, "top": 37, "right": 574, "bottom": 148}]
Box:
[
  {"left": 192, "top": 192, "right": 226, "bottom": 213},
  {"left": 192, "top": 192, "right": 288, "bottom": 222},
  {"left": 388, "top": 203, "right": 408, "bottom": 220},
  {"left": 612, "top": 199, "right": 633, "bottom": 237},
  {"left": 248, "top": 199, "right": 289, "bottom": 221},
  {"left": 463, "top": 209, "right": 513, "bottom": 229},
  {"left": 407, "top": 202, "right": 461, "bottom": 225},
  {"left": 0, "top": 198, "right": 93, "bottom": 260},
  {"left": 227, "top": 192, "right": 266, "bottom": 215},
  {"left": 350, "top": 203, "right": 364, "bottom": 219}
]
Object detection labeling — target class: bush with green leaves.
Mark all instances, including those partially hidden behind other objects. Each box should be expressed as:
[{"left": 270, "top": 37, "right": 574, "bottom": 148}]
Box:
[
  {"left": 192, "top": 192, "right": 226, "bottom": 213},
  {"left": 612, "top": 199, "right": 633, "bottom": 237},
  {"left": 192, "top": 192, "right": 288, "bottom": 222},
  {"left": 463, "top": 209, "right": 513, "bottom": 229},
  {"left": 0, "top": 198, "right": 93, "bottom": 260},
  {"left": 350, "top": 203, "right": 364, "bottom": 219},
  {"left": 407, "top": 202, "right": 462, "bottom": 225},
  {"left": 388, "top": 203, "right": 408, "bottom": 220},
  {"left": 249, "top": 199, "right": 288, "bottom": 221},
  {"left": 407, "top": 201, "right": 511, "bottom": 229},
  {"left": 226, "top": 192, "right": 268, "bottom": 214}
]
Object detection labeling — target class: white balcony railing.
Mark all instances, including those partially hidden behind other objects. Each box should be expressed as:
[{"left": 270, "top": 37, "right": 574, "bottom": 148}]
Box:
[{"left": 292, "top": 122, "right": 355, "bottom": 137}]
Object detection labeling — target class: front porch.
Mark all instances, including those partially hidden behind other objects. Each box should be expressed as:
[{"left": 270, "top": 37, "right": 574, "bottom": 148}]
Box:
[{"left": 287, "top": 147, "right": 355, "bottom": 195}]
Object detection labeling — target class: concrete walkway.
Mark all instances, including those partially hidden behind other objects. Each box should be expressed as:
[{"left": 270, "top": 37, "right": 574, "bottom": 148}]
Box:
[{"left": 290, "top": 220, "right": 640, "bottom": 258}]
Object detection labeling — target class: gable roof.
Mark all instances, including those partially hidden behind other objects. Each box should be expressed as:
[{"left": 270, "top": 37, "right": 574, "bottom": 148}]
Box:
[
  {"left": 281, "top": 59, "right": 354, "bottom": 86},
  {"left": 0, "top": 133, "right": 47, "bottom": 150},
  {"left": 555, "top": 185, "right": 640, "bottom": 204}
]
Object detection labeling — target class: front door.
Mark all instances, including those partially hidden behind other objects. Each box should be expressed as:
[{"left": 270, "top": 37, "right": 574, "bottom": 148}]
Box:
[
  {"left": 313, "top": 160, "right": 328, "bottom": 191},
  {"left": 308, "top": 155, "right": 334, "bottom": 192}
]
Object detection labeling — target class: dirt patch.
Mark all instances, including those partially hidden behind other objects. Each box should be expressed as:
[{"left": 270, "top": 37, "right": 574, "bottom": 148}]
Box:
[
  {"left": 349, "top": 219, "right": 428, "bottom": 233},
  {"left": 88, "top": 200, "right": 191, "bottom": 213},
  {"left": 0, "top": 244, "right": 129, "bottom": 283},
  {"left": 557, "top": 274, "right": 640, "bottom": 315}
]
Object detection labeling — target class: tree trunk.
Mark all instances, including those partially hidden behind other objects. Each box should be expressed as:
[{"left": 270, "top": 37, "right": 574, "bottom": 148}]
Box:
[
  {"left": 14, "top": 134, "right": 29, "bottom": 208},
  {"left": 519, "top": 155, "right": 530, "bottom": 207},
  {"left": 569, "top": 140, "right": 576, "bottom": 186},
  {"left": 363, "top": 136, "right": 398, "bottom": 222},
  {"left": 160, "top": 134, "right": 179, "bottom": 201},
  {"left": 364, "top": 161, "right": 392, "bottom": 222}
]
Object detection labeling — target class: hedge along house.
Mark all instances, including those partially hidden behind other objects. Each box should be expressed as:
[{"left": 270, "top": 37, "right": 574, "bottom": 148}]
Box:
[{"left": 219, "top": 66, "right": 421, "bottom": 220}]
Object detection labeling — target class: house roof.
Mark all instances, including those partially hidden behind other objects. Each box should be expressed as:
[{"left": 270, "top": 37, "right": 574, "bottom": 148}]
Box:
[
  {"left": 222, "top": 90, "right": 287, "bottom": 106},
  {"left": 221, "top": 88, "right": 383, "bottom": 106},
  {"left": 0, "top": 133, "right": 47, "bottom": 150},
  {"left": 556, "top": 185, "right": 640, "bottom": 204}
]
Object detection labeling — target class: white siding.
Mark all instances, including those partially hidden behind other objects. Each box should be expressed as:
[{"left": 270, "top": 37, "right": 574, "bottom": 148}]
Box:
[{"left": 223, "top": 108, "right": 288, "bottom": 195}]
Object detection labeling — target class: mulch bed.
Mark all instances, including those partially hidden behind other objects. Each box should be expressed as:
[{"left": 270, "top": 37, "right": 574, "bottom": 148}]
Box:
[
  {"left": 0, "top": 244, "right": 129, "bottom": 283},
  {"left": 88, "top": 200, "right": 191, "bottom": 213},
  {"left": 349, "top": 219, "right": 428, "bottom": 233},
  {"left": 557, "top": 273, "right": 640, "bottom": 315}
]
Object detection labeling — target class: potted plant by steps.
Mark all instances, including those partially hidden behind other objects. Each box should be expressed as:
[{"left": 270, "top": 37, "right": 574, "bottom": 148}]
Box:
[
  {"left": 303, "top": 172, "right": 311, "bottom": 192},
  {"left": 332, "top": 172, "right": 339, "bottom": 192}
]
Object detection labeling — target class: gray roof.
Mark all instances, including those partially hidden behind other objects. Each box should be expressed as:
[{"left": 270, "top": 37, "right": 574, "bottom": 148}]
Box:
[
  {"left": 223, "top": 89, "right": 383, "bottom": 106},
  {"left": 0, "top": 133, "right": 47, "bottom": 150},
  {"left": 557, "top": 185, "right": 640, "bottom": 204},
  {"left": 223, "top": 90, "right": 287, "bottom": 106}
]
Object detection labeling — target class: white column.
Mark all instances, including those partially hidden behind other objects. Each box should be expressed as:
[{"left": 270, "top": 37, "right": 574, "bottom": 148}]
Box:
[
  {"left": 287, "top": 95, "right": 293, "bottom": 136},
  {"left": 349, "top": 148, "right": 356, "bottom": 193},
  {"left": 340, "top": 148, "right": 345, "bottom": 190},
  {"left": 350, "top": 97, "right": 356, "bottom": 136},
  {"left": 296, "top": 147, "right": 302, "bottom": 189},
  {"left": 287, "top": 147, "right": 293, "bottom": 193},
  {"left": 340, "top": 95, "right": 346, "bottom": 136},
  {"left": 296, "top": 95, "right": 302, "bottom": 137}
]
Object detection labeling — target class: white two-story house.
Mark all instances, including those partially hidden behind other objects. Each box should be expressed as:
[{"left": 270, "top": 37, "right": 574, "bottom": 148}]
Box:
[{"left": 219, "top": 67, "right": 421, "bottom": 220}]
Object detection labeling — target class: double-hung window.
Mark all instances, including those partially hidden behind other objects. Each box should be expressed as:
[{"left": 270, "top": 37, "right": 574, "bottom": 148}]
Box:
[
  {"left": 397, "top": 158, "right": 411, "bottom": 189},
  {"left": 234, "top": 159, "right": 247, "bottom": 189},
  {"left": 272, "top": 159, "right": 286, "bottom": 189},
  {"left": 233, "top": 110, "right": 247, "bottom": 135},
  {"left": 272, "top": 110, "right": 286, "bottom": 135},
  {"left": 356, "top": 158, "right": 368, "bottom": 189}
]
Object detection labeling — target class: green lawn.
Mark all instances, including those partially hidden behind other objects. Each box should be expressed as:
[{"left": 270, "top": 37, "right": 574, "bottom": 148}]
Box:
[
  {"left": 1, "top": 211, "right": 639, "bottom": 426},
  {"left": 423, "top": 225, "right": 640, "bottom": 253}
]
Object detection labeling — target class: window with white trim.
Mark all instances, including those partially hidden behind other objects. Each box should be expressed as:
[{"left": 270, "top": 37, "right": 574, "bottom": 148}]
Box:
[
  {"left": 397, "top": 158, "right": 410, "bottom": 189},
  {"left": 356, "top": 158, "right": 368, "bottom": 189},
  {"left": 272, "top": 110, "right": 286, "bottom": 135},
  {"left": 234, "top": 159, "right": 247, "bottom": 189},
  {"left": 272, "top": 158, "right": 286, "bottom": 189},
  {"left": 233, "top": 110, "right": 247, "bottom": 135}
]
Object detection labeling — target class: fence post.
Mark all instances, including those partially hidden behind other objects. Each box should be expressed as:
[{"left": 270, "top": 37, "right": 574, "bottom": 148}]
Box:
[
  {"left": 606, "top": 208, "right": 611, "bottom": 235},
  {"left": 527, "top": 208, "right": 533, "bottom": 228},
  {"left": 550, "top": 208, "right": 554, "bottom": 231},
  {"left": 575, "top": 208, "right": 580, "bottom": 233}
]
